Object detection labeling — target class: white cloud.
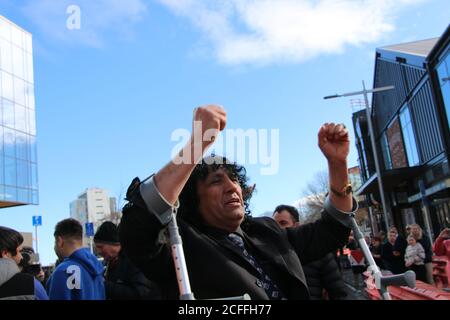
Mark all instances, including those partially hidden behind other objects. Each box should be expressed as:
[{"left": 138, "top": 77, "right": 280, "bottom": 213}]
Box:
[
  {"left": 157, "top": 0, "right": 428, "bottom": 65},
  {"left": 21, "top": 0, "right": 147, "bottom": 47}
]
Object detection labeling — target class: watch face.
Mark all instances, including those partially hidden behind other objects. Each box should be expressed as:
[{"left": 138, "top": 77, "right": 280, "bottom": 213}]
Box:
[{"left": 345, "top": 185, "right": 353, "bottom": 194}]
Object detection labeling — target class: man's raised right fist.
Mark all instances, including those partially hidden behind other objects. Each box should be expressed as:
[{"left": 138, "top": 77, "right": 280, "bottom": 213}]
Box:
[{"left": 192, "top": 105, "right": 227, "bottom": 149}]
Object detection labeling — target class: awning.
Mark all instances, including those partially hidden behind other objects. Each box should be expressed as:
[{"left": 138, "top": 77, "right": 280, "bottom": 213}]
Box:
[{"left": 355, "top": 165, "right": 425, "bottom": 196}]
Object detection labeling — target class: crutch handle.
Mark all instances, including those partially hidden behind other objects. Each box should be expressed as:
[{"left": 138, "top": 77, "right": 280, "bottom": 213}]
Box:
[{"left": 380, "top": 270, "right": 416, "bottom": 289}]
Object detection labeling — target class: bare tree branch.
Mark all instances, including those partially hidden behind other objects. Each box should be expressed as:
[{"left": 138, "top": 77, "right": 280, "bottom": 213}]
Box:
[{"left": 300, "top": 170, "right": 328, "bottom": 223}]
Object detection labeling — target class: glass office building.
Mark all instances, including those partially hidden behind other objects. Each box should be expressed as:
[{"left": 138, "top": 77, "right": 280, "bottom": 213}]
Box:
[{"left": 0, "top": 15, "right": 38, "bottom": 207}]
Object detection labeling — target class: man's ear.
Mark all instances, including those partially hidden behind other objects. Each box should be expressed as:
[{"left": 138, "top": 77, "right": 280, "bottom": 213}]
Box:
[{"left": 56, "top": 236, "right": 64, "bottom": 247}]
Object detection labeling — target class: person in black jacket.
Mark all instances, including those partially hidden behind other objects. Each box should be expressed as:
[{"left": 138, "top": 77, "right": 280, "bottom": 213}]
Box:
[
  {"left": 119, "top": 105, "right": 358, "bottom": 300},
  {"left": 273, "top": 205, "right": 347, "bottom": 300},
  {"left": 381, "top": 228, "right": 405, "bottom": 274},
  {"left": 94, "top": 221, "right": 161, "bottom": 300}
]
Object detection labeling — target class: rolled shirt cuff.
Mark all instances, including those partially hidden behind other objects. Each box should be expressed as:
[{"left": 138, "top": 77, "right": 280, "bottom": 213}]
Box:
[
  {"left": 323, "top": 195, "right": 359, "bottom": 229},
  {"left": 139, "top": 175, "right": 178, "bottom": 225}
]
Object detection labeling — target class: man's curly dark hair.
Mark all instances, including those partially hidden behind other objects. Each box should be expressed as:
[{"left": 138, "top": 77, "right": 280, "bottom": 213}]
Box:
[{"left": 178, "top": 155, "right": 254, "bottom": 228}]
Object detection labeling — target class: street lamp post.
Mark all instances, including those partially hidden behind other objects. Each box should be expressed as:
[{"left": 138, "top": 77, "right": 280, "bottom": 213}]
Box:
[{"left": 324, "top": 81, "right": 395, "bottom": 233}]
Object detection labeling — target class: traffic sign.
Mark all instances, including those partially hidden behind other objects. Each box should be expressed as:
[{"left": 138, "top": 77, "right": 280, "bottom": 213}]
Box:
[
  {"left": 85, "top": 222, "right": 94, "bottom": 237},
  {"left": 32, "top": 216, "right": 42, "bottom": 226}
]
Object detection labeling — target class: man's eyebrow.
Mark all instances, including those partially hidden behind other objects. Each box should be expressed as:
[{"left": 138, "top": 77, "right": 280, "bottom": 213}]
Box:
[{"left": 207, "top": 172, "right": 225, "bottom": 180}]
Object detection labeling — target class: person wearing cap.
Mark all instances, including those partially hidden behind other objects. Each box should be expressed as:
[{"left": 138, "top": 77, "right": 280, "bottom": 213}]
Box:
[
  {"left": 19, "top": 246, "right": 46, "bottom": 284},
  {"left": 94, "top": 221, "right": 161, "bottom": 300}
]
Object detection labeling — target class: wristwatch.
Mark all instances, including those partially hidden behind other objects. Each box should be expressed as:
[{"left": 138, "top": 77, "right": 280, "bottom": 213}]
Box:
[{"left": 330, "top": 182, "right": 353, "bottom": 197}]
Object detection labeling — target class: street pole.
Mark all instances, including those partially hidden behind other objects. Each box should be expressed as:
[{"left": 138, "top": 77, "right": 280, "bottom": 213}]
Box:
[
  {"left": 367, "top": 205, "right": 378, "bottom": 235},
  {"left": 35, "top": 225, "right": 38, "bottom": 254},
  {"left": 324, "top": 82, "right": 394, "bottom": 233},
  {"left": 361, "top": 80, "right": 391, "bottom": 233}
]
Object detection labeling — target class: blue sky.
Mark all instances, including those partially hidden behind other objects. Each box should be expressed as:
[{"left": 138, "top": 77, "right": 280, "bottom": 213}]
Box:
[{"left": 0, "top": 0, "right": 448, "bottom": 265}]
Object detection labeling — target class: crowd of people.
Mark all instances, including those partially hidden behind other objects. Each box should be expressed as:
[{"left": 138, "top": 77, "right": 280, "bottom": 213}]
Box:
[
  {"left": 1, "top": 105, "right": 449, "bottom": 300},
  {"left": 346, "top": 224, "right": 450, "bottom": 286}
]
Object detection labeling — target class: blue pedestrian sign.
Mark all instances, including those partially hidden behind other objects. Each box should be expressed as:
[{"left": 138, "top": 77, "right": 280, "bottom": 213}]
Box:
[
  {"left": 32, "top": 216, "right": 42, "bottom": 226},
  {"left": 85, "top": 222, "right": 94, "bottom": 237}
]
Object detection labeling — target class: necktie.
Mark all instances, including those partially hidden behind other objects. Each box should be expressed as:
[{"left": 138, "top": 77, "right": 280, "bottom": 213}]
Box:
[{"left": 228, "top": 233, "right": 285, "bottom": 300}]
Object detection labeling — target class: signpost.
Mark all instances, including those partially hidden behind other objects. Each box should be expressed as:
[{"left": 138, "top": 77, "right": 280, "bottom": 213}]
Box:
[
  {"left": 85, "top": 222, "right": 94, "bottom": 253},
  {"left": 32, "top": 216, "right": 42, "bottom": 254}
]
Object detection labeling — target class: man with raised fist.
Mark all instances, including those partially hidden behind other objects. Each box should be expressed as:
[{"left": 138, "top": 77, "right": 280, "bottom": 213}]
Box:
[{"left": 120, "top": 105, "right": 357, "bottom": 300}]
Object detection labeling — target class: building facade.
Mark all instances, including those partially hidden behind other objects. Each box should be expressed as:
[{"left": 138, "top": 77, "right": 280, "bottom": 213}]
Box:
[
  {"left": 70, "top": 188, "right": 118, "bottom": 245},
  {"left": 0, "top": 15, "right": 38, "bottom": 208},
  {"left": 354, "top": 25, "right": 450, "bottom": 240}
]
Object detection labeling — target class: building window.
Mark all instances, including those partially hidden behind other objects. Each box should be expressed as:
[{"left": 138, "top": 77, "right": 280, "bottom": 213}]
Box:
[
  {"left": 355, "top": 120, "right": 370, "bottom": 180},
  {"left": 436, "top": 50, "right": 450, "bottom": 129},
  {"left": 399, "top": 105, "right": 420, "bottom": 166},
  {"left": 381, "top": 132, "right": 392, "bottom": 170},
  {"left": 387, "top": 118, "right": 408, "bottom": 168}
]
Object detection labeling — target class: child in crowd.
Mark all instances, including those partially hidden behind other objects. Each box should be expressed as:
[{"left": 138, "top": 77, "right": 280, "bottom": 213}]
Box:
[{"left": 404, "top": 235, "right": 426, "bottom": 282}]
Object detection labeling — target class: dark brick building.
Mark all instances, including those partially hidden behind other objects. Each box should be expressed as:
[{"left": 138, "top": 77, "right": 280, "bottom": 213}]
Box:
[{"left": 353, "top": 24, "right": 450, "bottom": 240}]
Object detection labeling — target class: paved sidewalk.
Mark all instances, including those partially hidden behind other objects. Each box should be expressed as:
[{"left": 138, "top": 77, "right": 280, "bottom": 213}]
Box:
[{"left": 340, "top": 267, "right": 369, "bottom": 300}]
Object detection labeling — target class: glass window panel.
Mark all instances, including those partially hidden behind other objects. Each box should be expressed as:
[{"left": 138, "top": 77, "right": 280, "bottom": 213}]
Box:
[
  {"left": 0, "top": 184, "right": 4, "bottom": 201},
  {"left": 28, "top": 84, "right": 35, "bottom": 110},
  {"left": 17, "top": 159, "right": 29, "bottom": 188},
  {"left": 24, "top": 106, "right": 29, "bottom": 133},
  {"left": 4, "top": 156, "right": 16, "bottom": 187},
  {"left": 29, "top": 135, "right": 37, "bottom": 163},
  {"left": 437, "top": 61, "right": 449, "bottom": 87},
  {"left": 0, "top": 38, "right": 13, "bottom": 73},
  {"left": 15, "top": 131, "right": 28, "bottom": 161},
  {"left": 17, "top": 187, "right": 29, "bottom": 203},
  {"left": 12, "top": 46, "right": 24, "bottom": 79},
  {"left": 26, "top": 83, "right": 35, "bottom": 110},
  {"left": 15, "top": 103, "right": 26, "bottom": 132},
  {"left": 0, "top": 154, "right": 4, "bottom": 185},
  {"left": 1, "top": 71, "right": 14, "bottom": 101},
  {"left": 437, "top": 52, "right": 450, "bottom": 79},
  {"left": 4, "top": 186, "right": 17, "bottom": 202},
  {"left": 400, "top": 105, "right": 420, "bottom": 167},
  {"left": 0, "top": 18, "right": 12, "bottom": 42},
  {"left": 23, "top": 82, "right": 29, "bottom": 109},
  {"left": 26, "top": 53, "right": 33, "bottom": 84},
  {"left": 0, "top": 126, "right": 4, "bottom": 155},
  {"left": 10, "top": 26, "right": 23, "bottom": 48},
  {"left": 31, "top": 163, "right": 38, "bottom": 189},
  {"left": 31, "top": 190, "right": 38, "bottom": 205},
  {"left": 3, "top": 127, "right": 15, "bottom": 158},
  {"left": 14, "top": 77, "right": 25, "bottom": 106},
  {"left": 0, "top": 99, "right": 3, "bottom": 124},
  {"left": 29, "top": 108, "right": 36, "bottom": 135},
  {"left": 382, "top": 133, "right": 392, "bottom": 170},
  {"left": 441, "top": 83, "right": 450, "bottom": 129},
  {"left": 2, "top": 99, "right": 14, "bottom": 128}
]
